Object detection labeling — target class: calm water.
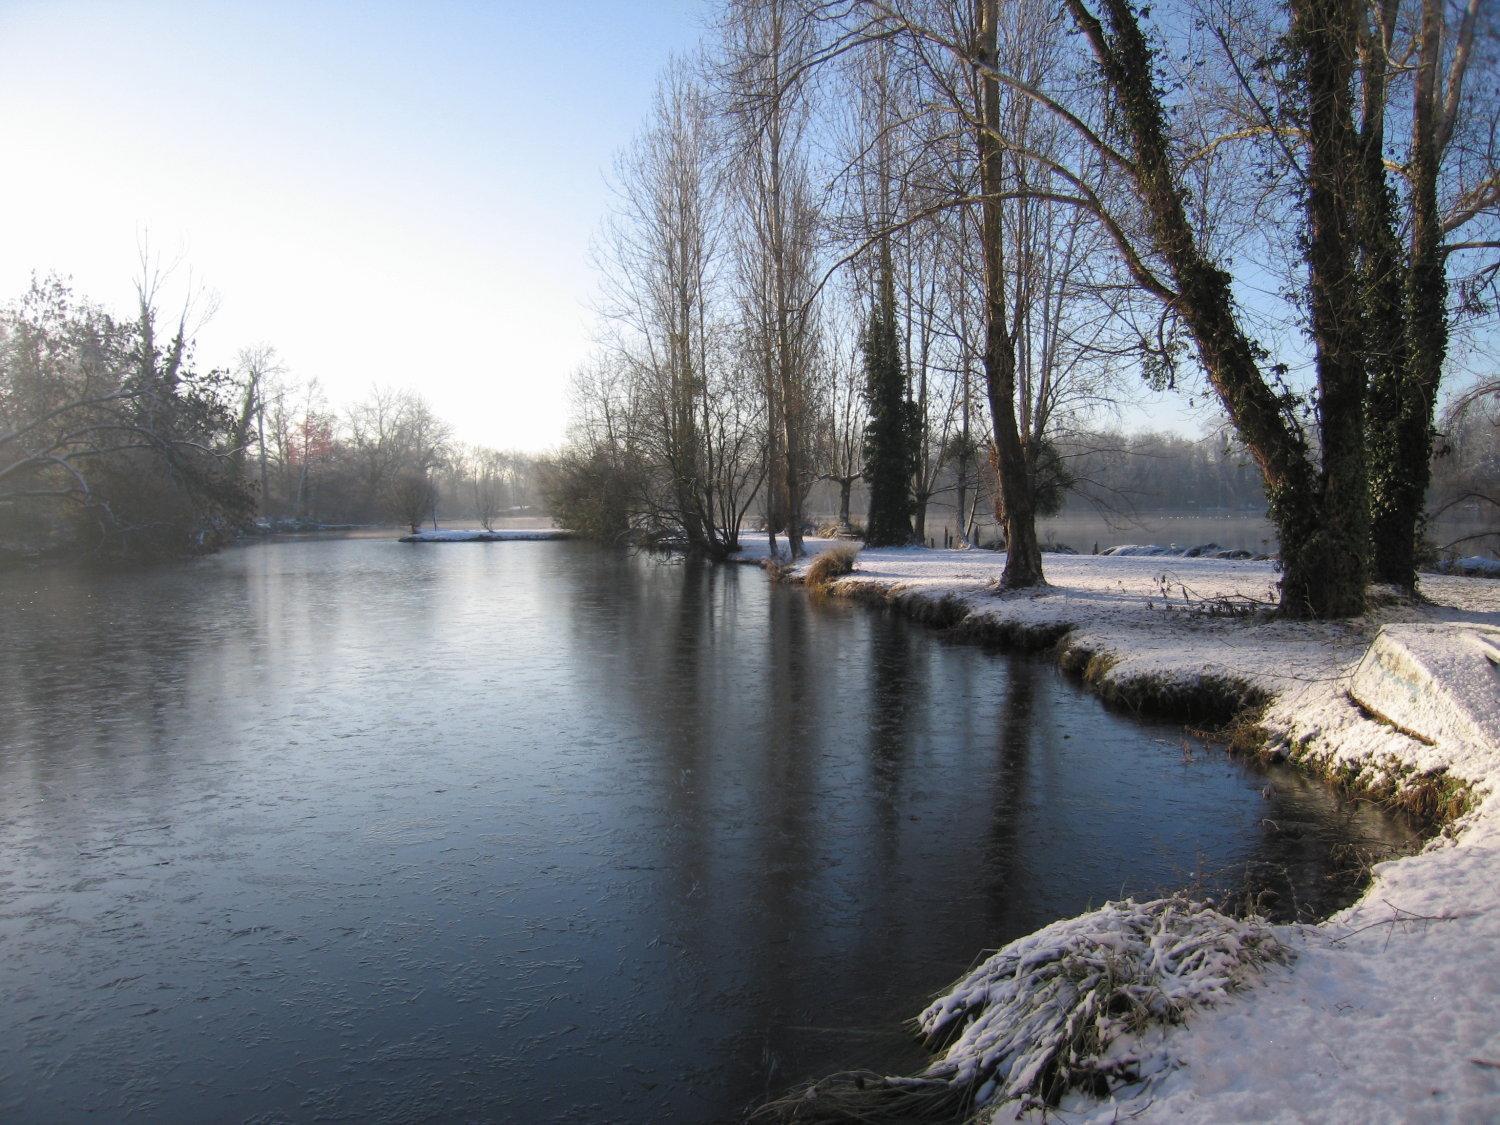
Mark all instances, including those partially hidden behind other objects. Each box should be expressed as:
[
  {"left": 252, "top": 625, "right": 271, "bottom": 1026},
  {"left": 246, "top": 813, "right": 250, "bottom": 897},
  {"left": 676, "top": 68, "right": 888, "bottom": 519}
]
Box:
[{"left": 0, "top": 540, "right": 1417, "bottom": 1122}]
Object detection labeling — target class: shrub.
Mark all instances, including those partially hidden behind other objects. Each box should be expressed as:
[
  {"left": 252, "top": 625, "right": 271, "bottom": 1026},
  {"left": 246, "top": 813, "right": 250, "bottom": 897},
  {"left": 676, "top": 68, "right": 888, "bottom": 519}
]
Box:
[{"left": 539, "top": 445, "right": 639, "bottom": 542}]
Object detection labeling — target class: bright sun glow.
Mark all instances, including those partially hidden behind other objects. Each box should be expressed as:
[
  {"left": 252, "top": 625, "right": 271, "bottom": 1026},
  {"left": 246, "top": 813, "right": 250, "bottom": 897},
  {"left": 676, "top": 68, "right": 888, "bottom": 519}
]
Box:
[{"left": 0, "top": 0, "right": 703, "bottom": 452}]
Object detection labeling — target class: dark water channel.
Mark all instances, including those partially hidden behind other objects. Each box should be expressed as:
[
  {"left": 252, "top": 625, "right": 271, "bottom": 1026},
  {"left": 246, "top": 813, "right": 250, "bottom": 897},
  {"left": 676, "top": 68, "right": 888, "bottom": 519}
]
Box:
[{"left": 0, "top": 539, "right": 1418, "bottom": 1122}]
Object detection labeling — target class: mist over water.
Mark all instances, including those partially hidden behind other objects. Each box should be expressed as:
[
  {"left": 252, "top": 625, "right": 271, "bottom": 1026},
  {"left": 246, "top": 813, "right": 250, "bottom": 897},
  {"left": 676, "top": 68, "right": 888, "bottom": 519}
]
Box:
[{"left": 0, "top": 540, "right": 1418, "bottom": 1121}]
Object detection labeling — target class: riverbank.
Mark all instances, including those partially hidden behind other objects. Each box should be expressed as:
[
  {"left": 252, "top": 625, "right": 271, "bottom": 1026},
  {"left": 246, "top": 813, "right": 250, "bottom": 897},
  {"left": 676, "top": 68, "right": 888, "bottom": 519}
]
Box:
[{"left": 734, "top": 536, "right": 1500, "bottom": 1121}]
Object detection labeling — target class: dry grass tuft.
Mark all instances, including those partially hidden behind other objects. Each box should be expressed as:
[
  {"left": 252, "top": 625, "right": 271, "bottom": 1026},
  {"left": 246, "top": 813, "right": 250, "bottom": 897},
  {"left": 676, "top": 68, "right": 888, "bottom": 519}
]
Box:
[
  {"left": 805, "top": 543, "right": 860, "bottom": 591},
  {"left": 1299, "top": 751, "right": 1477, "bottom": 832},
  {"left": 763, "top": 555, "right": 796, "bottom": 582}
]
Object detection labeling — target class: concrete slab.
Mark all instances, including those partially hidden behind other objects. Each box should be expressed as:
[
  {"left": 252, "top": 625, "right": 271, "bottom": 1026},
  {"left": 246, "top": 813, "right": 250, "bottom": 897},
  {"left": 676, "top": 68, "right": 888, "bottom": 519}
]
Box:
[{"left": 1349, "top": 623, "right": 1500, "bottom": 754}]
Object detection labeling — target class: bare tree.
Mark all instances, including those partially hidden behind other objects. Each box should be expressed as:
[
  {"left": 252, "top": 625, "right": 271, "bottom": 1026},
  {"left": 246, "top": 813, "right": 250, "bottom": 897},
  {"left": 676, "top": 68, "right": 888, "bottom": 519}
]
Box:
[
  {"left": 803, "top": 0, "right": 1120, "bottom": 583},
  {"left": 724, "top": 0, "right": 824, "bottom": 558},
  {"left": 389, "top": 469, "right": 437, "bottom": 535},
  {"left": 345, "top": 386, "right": 452, "bottom": 523},
  {"left": 470, "top": 447, "right": 505, "bottom": 531},
  {"left": 594, "top": 61, "right": 763, "bottom": 555},
  {"left": 817, "top": 295, "right": 866, "bottom": 530},
  {"left": 231, "top": 344, "right": 284, "bottom": 513}
]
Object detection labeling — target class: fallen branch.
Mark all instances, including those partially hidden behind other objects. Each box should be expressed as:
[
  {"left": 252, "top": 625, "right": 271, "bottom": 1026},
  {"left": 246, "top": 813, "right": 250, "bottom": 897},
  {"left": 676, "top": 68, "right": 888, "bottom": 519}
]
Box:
[{"left": 1326, "top": 900, "right": 1480, "bottom": 948}]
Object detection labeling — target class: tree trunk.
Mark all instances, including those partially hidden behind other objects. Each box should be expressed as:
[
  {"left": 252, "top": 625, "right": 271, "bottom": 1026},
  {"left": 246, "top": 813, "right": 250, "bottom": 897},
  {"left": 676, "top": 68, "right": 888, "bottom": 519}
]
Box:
[
  {"left": 295, "top": 463, "right": 309, "bottom": 519},
  {"left": 782, "top": 378, "right": 805, "bottom": 557},
  {"left": 1379, "top": 0, "right": 1448, "bottom": 588},
  {"left": 256, "top": 400, "right": 270, "bottom": 516},
  {"left": 1288, "top": 0, "right": 1369, "bottom": 615},
  {"left": 978, "top": 0, "right": 1044, "bottom": 589},
  {"left": 1071, "top": 0, "right": 1366, "bottom": 616}
]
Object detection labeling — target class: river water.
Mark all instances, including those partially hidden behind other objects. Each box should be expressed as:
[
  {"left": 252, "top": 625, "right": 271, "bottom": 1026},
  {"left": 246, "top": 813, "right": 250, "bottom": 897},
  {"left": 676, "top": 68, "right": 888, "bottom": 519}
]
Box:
[{"left": 0, "top": 539, "right": 1418, "bottom": 1121}]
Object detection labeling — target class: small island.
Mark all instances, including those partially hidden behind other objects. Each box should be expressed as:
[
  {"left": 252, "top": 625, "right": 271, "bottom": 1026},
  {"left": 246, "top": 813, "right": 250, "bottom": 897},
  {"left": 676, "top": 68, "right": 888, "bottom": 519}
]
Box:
[{"left": 397, "top": 528, "right": 576, "bottom": 542}]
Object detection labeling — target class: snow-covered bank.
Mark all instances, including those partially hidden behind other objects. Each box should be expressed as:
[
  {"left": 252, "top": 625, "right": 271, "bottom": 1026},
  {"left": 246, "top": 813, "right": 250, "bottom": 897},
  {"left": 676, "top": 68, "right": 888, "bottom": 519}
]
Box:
[
  {"left": 397, "top": 528, "right": 575, "bottom": 542},
  {"left": 735, "top": 536, "right": 1500, "bottom": 1121},
  {"left": 1436, "top": 554, "right": 1500, "bottom": 579}
]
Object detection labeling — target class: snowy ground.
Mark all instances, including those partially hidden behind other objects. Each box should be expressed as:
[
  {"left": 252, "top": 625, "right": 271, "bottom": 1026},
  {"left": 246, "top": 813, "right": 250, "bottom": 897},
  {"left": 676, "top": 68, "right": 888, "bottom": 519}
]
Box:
[{"left": 732, "top": 535, "right": 1500, "bottom": 1122}]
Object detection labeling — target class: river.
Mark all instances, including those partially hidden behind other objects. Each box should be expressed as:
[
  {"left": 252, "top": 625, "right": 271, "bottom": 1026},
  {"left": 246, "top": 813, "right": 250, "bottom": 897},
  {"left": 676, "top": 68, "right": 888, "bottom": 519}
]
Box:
[{"left": 0, "top": 538, "right": 1418, "bottom": 1121}]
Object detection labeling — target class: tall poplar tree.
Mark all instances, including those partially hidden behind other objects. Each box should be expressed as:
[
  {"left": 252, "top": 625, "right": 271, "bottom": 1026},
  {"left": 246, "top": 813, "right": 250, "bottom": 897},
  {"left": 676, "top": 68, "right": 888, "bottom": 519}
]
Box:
[{"left": 862, "top": 261, "right": 918, "bottom": 546}]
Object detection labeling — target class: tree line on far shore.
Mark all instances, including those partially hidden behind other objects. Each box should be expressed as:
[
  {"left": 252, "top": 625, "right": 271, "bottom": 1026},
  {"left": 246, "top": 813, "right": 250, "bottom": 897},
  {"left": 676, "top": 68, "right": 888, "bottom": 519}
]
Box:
[
  {"left": 0, "top": 267, "right": 1491, "bottom": 565},
  {"left": 3, "top": 0, "right": 1495, "bottom": 601},
  {"left": 0, "top": 273, "right": 552, "bottom": 560},
  {"left": 219, "top": 372, "right": 548, "bottom": 536}
]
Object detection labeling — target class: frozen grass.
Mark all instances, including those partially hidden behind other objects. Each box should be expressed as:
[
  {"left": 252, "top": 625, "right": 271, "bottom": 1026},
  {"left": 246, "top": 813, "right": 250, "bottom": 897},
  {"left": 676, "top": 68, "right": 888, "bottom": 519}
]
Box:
[{"left": 917, "top": 897, "right": 1288, "bottom": 1109}]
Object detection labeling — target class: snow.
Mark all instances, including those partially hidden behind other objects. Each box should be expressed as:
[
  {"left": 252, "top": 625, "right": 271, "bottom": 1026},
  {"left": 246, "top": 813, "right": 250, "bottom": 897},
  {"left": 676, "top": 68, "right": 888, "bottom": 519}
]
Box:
[
  {"left": 397, "top": 528, "right": 574, "bottom": 542},
  {"left": 732, "top": 535, "right": 1500, "bottom": 1120},
  {"left": 1436, "top": 555, "right": 1500, "bottom": 578}
]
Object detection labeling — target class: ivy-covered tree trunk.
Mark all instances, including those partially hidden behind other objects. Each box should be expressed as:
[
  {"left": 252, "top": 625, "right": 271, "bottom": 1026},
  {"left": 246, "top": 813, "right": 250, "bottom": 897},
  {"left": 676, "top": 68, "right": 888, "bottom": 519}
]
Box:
[
  {"left": 1356, "top": 0, "right": 1416, "bottom": 588},
  {"left": 1359, "top": 0, "right": 1470, "bottom": 590},
  {"left": 1286, "top": 0, "right": 1369, "bottom": 614},
  {"left": 862, "top": 255, "right": 916, "bottom": 547},
  {"left": 1069, "top": 0, "right": 1369, "bottom": 617}
]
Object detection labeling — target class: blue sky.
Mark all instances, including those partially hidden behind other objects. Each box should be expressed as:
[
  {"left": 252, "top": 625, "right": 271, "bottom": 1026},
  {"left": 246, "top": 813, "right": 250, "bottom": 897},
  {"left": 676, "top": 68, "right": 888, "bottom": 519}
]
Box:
[
  {"left": 0, "top": 0, "right": 1225, "bottom": 449},
  {"left": 0, "top": 0, "right": 708, "bottom": 450}
]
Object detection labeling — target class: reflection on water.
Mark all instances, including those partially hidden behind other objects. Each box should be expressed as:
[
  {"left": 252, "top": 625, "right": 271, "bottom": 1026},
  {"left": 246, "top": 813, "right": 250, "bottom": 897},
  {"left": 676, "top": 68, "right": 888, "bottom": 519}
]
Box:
[{"left": 0, "top": 540, "right": 1417, "bottom": 1121}]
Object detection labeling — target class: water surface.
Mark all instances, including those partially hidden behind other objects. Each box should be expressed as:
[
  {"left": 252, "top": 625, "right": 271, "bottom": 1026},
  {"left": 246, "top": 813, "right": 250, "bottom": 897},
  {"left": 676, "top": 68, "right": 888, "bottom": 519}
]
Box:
[{"left": 0, "top": 539, "right": 1417, "bottom": 1121}]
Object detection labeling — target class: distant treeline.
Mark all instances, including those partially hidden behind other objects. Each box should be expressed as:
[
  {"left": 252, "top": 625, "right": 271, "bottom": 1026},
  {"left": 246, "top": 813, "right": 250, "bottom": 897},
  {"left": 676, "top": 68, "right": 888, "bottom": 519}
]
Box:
[
  {"left": 2, "top": 272, "right": 1490, "bottom": 563},
  {"left": 0, "top": 275, "right": 551, "bottom": 562},
  {"left": 1059, "top": 431, "right": 1268, "bottom": 515},
  {"left": 1059, "top": 407, "right": 1495, "bottom": 547},
  {"left": 1062, "top": 410, "right": 1496, "bottom": 535},
  {"left": 244, "top": 378, "right": 546, "bottom": 531},
  {"left": 1427, "top": 383, "right": 1499, "bottom": 554}
]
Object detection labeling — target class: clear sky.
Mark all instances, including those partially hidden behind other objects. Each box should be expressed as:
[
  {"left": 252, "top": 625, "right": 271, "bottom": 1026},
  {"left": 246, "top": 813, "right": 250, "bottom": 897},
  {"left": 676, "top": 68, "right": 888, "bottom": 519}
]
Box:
[
  {"left": 0, "top": 0, "right": 708, "bottom": 452},
  {"left": 0, "top": 0, "right": 1230, "bottom": 452}
]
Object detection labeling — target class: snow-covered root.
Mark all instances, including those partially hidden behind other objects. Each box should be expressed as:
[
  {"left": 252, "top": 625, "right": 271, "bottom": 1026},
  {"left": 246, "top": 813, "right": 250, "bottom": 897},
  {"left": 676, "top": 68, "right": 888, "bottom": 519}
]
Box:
[{"left": 756, "top": 896, "right": 1288, "bottom": 1122}]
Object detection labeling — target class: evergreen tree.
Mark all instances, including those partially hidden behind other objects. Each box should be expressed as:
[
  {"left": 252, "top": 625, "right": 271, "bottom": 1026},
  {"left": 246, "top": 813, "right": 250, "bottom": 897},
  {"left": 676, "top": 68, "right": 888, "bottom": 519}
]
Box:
[{"left": 861, "top": 265, "right": 917, "bottom": 546}]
